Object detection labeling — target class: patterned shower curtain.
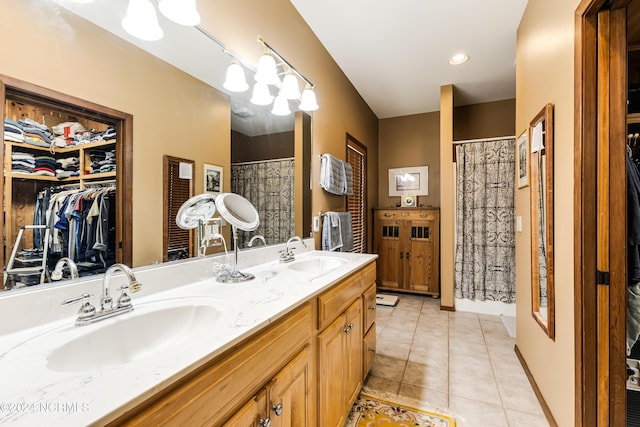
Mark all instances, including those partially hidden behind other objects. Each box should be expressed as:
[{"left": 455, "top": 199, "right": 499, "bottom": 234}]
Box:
[
  {"left": 231, "top": 158, "right": 295, "bottom": 248},
  {"left": 454, "top": 138, "right": 516, "bottom": 303}
]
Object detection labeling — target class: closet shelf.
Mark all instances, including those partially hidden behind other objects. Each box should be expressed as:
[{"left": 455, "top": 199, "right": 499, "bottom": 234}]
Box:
[
  {"left": 8, "top": 173, "right": 80, "bottom": 182},
  {"left": 83, "top": 171, "right": 116, "bottom": 180}
]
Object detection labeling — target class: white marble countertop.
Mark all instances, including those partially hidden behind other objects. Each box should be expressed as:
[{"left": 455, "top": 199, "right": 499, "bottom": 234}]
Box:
[{"left": 0, "top": 247, "right": 376, "bottom": 426}]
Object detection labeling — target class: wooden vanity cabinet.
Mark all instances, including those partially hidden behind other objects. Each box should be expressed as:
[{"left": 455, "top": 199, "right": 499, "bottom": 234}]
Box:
[
  {"left": 373, "top": 208, "right": 440, "bottom": 296},
  {"left": 362, "top": 283, "right": 377, "bottom": 378},
  {"left": 108, "top": 261, "right": 377, "bottom": 427},
  {"left": 317, "top": 262, "right": 375, "bottom": 427}
]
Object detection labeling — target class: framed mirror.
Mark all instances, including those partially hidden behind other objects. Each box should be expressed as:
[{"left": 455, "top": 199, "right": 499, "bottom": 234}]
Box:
[{"left": 530, "top": 103, "right": 555, "bottom": 339}]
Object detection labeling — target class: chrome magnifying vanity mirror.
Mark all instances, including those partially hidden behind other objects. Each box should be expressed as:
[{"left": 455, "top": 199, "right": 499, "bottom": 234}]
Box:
[{"left": 214, "top": 193, "right": 260, "bottom": 283}]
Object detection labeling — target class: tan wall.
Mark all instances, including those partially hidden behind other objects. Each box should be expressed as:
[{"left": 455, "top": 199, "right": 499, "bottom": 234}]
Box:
[
  {"left": 454, "top": 99, "right": 516, "bottom": 141},
  {"left": 0, "top": 0, "right": 379, "bottom": 263},
  {"left": 378, "top": 112, "right": 440, "bottom": 208},
  {"left": 515, "top": 0, "right": 578, "bottom": 425}
]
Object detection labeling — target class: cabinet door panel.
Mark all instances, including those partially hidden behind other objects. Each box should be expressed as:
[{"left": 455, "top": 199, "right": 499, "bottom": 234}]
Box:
[
  {"left": 363, "top": 323, "right": 376, "bottom": 380},
  {"left": 407, "top": 220, "right": 437, "bottom": 295},
  {"left": 363, "top": 284, "right": 377, "bottom": 332},
  {"left": 343, "top": 299, "right": 363, "bottom": 408},
  {"left": 268, "top": 346, "right": 312, "bottom": 427},
  {"left": 318, "top": 314, "right": 346, "bottom": 427},
  {"left": 374, "top": 219, "right": 402, "bottom": 289},
  {"left": 222, "top": 390, "right": 267, "bottom": 427}
]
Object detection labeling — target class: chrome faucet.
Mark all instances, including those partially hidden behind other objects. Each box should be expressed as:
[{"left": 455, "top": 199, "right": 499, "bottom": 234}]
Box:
[
  {"left": 247, "top": 235, "right": 267, "bottom": 247},
  {"left": 62, "top": 263, "right": 142, "bottom": 326},
  {"left": 51, "top": 257, "right": 79, "bottom": 281},
  {"left": 279, "top": 236, "right": 307, "bottom": 263}
]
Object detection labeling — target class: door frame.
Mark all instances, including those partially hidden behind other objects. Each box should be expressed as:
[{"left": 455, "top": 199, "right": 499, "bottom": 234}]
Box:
[{"left": 575, "top": 0, "right": 630, "bottom": 425}]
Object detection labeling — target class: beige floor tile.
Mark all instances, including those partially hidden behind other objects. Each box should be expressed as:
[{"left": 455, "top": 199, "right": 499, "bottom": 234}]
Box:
[
  {"left": 497, "top": 381, "right": 545, "bottom": 416},
  {"left": 390, "top": 310, "right": 421, "bottom": 323},
  {"left": 450, "top": 353, "right": 495, "bottom": 379},
  {"left": 448, "top": 336, "right": 489, "bottom": 358},
  {"left": 380, "top": 324, "right": 416, "bottom": 343},
  {"left": 410, "top": 337, "right": 449, "bottom": 358},
  {"left": 479, "top": 313, "right": 503, "bottom": 323},
  {"left": 449, "top": 326, "right": 486, "bottom": 343},
  {"left": 449, "top": 395, "right": 509, "bottom": 427},
  {"left": 408, "top": 348, "right": 449, "bottom": 369},
  {"left": 369, "top": 355, "right": 407, "bottom": 381},
  {"left": 449, "top": 371, "right": 502, "bottom": 406},
  {"left": 504, "top": 409, "right": 550, "bottom": 427},
  {"left": 415, "top": 322, "right": 449, "bottom": 338},
  {"left": 375, "top": 338, "right": 412, "bottom": 360},
  {"left": 402, "top": 361, "right": 449, "bottom": 392},
  {"left": 397, "top": 383, "right": 449, "bottom": 408},
  {"left": 364, "top": 374, "right": 401, "bottom": 394}
]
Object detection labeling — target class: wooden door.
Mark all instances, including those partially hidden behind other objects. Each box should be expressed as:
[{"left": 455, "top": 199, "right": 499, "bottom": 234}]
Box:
[
  {"left": 268, "top": 346, "right": 312, "bottom": 427},
  {"left": 374, "top": 217, "right": 403, "bottom": 289},
  {"left": 343, "top": 299, "right": 363, "bottom": 408},
  {"left": 318, "top": 314, "right": 346, "bottom": 427},
  {"left": 221, "top": 390, "right": 267, "bottom": 427},
  {"left": 406, "top": 219, "right": 436, "bottom": 294}
]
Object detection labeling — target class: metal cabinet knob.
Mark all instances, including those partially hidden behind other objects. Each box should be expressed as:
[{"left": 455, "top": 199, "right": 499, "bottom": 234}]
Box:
[
  {"left": 259, "top": 418, "right": 272, "bottom": 427},
  {"left": 272, "top": 403, "right": 283, "bottom": 416},
  {"left": 369, "top": 305, "right": 376, "bottom": 311},
  {"left": 384, "top": 213, "right": 393, "bottom": 217},
  {"left": 369, "top": 347, "right": 377, "bottom": 353}
]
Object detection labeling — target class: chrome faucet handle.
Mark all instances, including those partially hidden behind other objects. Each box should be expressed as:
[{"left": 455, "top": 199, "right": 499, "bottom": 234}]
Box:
[
  {"left": 116, "top": 282, "right": 142, "bottom": 308},
  {"left": 62, "top": 293, "right": 96, "bottom": 320}
]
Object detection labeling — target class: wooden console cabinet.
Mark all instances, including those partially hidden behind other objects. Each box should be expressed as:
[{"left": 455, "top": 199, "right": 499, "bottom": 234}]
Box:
[{"left": 373, "top": 208, "right": 440, "bottom": 296}]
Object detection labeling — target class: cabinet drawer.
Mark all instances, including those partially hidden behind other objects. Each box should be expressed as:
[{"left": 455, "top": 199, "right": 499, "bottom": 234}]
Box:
[
  {"left": 317, "top": 262, "right": 376, "bottom": 331},
  {"left": 363, "top": 283, "right": 377, "bottom": 332},
  {"left": 111, "top": 303, "right": 312, "bottom": 426},
  {"left": 363, "top": 323, "right": 376, "bottom": 380},
  {"left": 375, "top": 209, "right": 438, "bottom": 222}
]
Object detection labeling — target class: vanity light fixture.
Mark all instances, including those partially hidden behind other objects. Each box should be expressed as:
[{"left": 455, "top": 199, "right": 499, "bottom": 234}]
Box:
[
  {"left": 223, "top": 60, "right": 249, "bottom": 92},
  {"left": 272, "top": 91, "right": 292, "bottom": 116},
  {"left": 122, "top": 0, "right": 163, "bottom": 41},
  {"left": 158, "top": 0, "right": 201, "bottom": 26},
  {"left": 299, "top": 84, "right": 319, "bottom": 112},
  {"left": 449, "top": 53, "right": 469, "bottom": 65},
  {"left": 254, "top": 51, "right": 281, "bottom": 86},
  {"left": 281, "top": 71, "right": 301, "bottom": 100},
  {"left": 250, "top": 81, "right": 274, "bottom": 105}
]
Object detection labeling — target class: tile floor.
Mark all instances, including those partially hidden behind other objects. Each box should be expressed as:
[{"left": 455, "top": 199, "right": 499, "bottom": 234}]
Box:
[{"left": 364, "top": 294, "right": 549, "bottom": 427}]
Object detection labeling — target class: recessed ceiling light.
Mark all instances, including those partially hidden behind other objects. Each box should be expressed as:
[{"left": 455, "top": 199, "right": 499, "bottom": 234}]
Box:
[{"left": 449, "top": 54, "right": 469, "bottom": 65}]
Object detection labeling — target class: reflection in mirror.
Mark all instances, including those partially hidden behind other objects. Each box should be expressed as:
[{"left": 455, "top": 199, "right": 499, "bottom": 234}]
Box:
[
  {"left": 1, "top": 0, "right": 313, "bottom": 293},
  {"left": 530, "top": 103, "right": 555, "bottom": 339}
]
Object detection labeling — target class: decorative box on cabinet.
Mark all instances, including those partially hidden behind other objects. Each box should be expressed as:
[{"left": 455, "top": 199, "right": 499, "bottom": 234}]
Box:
[{"left": 373, "top": 208, "right": 440, "bottom": 297}]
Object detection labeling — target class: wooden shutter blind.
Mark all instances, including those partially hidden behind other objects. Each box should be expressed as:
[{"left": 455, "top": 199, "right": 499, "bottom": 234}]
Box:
[
  {"left": 346, "top": 137, "right": 367, "bottom": 253},
  {"left": 163, "top": 156, "right": 194, "bottom": 262}
]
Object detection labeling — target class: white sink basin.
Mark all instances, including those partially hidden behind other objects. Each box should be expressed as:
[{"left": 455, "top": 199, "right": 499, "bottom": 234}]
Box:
[
  {"left": 46, "top": 298, "right": 232, "bottom": 373},
  {"left": 287, "top": 257, "right": 347, "bottom": 273}
]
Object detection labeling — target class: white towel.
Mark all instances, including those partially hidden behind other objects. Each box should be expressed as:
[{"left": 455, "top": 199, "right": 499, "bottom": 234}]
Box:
[
  {"left": 320, "top": 154, "right": 346, "bottom": 195},
  {"left": 343, "top": 162, "right": 353, "bottom": 196}
]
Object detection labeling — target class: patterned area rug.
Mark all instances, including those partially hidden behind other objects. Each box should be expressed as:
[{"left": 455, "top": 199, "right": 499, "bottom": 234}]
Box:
[{"left": 345, "top": 392, "right": 456, "bottom": 427}]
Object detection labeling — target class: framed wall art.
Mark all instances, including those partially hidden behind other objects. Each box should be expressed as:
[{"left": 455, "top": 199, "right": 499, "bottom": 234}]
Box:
[
  {"left": 388, "top": 166, "right": 429, "bottom": 197},
  {"left": 516, "top": 130, "right": 529, "bottom": 188},
  {"left": 204, "top": 163, "right": 223, "bottom": 195}
]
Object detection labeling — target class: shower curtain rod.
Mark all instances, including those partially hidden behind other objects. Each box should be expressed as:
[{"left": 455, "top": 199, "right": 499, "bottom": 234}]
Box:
[
  {"left": 452, "top": 135, "right": 515, "bottom": 145},
  {"left": 231, "top": 157, "right": 294, "bottom": 166}
]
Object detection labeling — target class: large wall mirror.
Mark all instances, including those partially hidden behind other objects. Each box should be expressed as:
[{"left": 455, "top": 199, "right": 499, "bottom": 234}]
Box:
[
  {"left": 0, "top": 0, "right": 312, "bottom": 292},
  {"left": 529, "top": 103, "right": 555, "bottom": 339}
]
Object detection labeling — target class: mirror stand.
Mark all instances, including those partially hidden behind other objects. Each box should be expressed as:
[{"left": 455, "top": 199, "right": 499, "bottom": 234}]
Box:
[{"left": 216, "top": 225, "right": 255, "bottom": 283}]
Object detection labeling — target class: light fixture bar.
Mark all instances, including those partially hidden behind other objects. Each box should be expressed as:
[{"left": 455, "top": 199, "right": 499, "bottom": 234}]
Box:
[
  {"left": 194, "top": 25, "right": 256, "bottom": 73},
  {"left": 257, "top": 35, "right": 315, "bottom": 89}
]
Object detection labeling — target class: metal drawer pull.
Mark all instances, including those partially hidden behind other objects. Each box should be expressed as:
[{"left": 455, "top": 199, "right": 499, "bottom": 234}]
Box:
[
  {"left": 369, "top": 347, "right": 376, "bottom": 353},
  {"left": 420, "top": 213, "right": 428, "bottom": 218},
  {"left": 384, "top": 213, "right": 393, "bottom": 217},
  {"left": 369, "top": 305, "right": 376, "bottom": 311},
  {"left": 344, "top": 323, "right": 354, "bottom": 334},
  {"left": 259, "top": 418, "right": 272, "bottom": 427},
  {"left": 272, "top": 403, "right": 283, "bottom": 416}
]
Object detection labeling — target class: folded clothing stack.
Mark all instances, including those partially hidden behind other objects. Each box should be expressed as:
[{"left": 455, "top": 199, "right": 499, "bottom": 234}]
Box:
[
  {"left": 11, "top": 152, "right": 35, "bottom": 174},
  {"left": 18, "top": 118, "right": 54, "bottom": 147},
  {"left": 4, "top": 119, "right": 52, "bottom": 148},
  {"left": 56, "top": 156, "right": 80, "bottom": 179},
  {"left": 33, "top": 155, "right": 57, "bottom": 177},
  {"left": 89, "top": 149, "right": 116, "bottom": 174},
  {"left": 51, "top": 122, "right": 116, "bottom": 147}
]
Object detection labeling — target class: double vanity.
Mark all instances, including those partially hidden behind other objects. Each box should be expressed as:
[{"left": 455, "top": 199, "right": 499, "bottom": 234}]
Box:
[{"left": 0, "top": 240, "right": 377, "bottom": 426}]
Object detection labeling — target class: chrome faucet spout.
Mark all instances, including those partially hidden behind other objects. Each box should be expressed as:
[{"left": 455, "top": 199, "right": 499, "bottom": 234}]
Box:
[
  {"left": 102, "top": 263, "right": 138, "bottom": 310},
  {"left": 51, "top": 257, "right": 79, "bottom": 281},
  {"left": 280, "top": 236, "right": 307, "bottom": 263},
  {"left": 248, "top": 235, "right": 267, "bottom": 247}
]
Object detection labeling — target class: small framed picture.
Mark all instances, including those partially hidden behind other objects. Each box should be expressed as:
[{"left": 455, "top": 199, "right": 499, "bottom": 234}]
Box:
[
  {"left": 204, "top": 163, "right": 223, "bottom": 195},
  {"left": 516, "top": 130, "right": 529, "bottom": 189}
]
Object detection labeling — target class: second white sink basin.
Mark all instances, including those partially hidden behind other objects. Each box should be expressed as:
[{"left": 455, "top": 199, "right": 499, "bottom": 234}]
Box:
[
  {"left": 287, "top": 257, "right": 347, "bottom": 273},
  {"left": 46, "top": 298, "right": 232, "bottom": 373}
]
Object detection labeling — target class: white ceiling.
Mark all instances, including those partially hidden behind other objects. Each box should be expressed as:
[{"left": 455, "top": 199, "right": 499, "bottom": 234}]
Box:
[{"left": 290, "top": 0, "right": 528, "bottom": 119}]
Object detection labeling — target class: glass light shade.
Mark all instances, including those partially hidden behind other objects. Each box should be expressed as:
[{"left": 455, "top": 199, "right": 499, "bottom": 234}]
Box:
[
  {"left": 121, "top": 0, "right": 163, "bottom": 41},
  {"left": 158, "top": 0, "right": 201, "bottom": 26},
  {"left": 223, "top": 61, "right": 249, "bottom": 92},
  {"left": 250, "top": 81, "right": 274, "bottom": 106},
  {"left": 254, "top": 53, "right": 280, "bottom": 85},
  {"left": 271, "top": 93, "right": 291, "bottom": 116},
  {"left": 299, "top": 86, "right": 319, "bottom": 112},
  {"left": 281, "top": 73, "right": 301, "bottom": 100}
]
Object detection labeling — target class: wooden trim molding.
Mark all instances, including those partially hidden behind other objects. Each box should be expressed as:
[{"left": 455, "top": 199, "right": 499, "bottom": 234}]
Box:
[
  {"left": 514, "top": 345, "right": 558, "bottom": 427},
  {"left": 439, "top": 305, "right": 455, "bottom": 312}
]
